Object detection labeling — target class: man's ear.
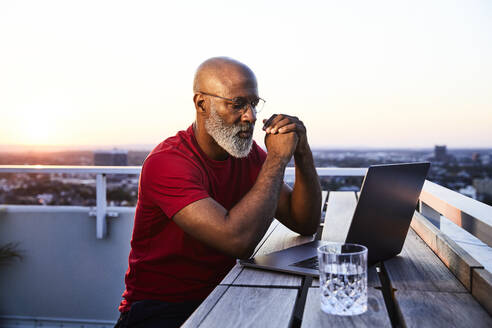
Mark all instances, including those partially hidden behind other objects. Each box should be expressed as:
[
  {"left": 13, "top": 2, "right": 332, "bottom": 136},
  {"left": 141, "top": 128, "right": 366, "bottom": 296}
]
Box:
[{"left": 193, "top": 93, "right": 206, "bottom": 113}]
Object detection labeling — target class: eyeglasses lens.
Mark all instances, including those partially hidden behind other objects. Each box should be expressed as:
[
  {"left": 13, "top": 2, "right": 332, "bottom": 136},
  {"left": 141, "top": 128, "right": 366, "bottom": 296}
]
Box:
[{"left": 232, "top": 98, "right": 265, "bottom": 113}]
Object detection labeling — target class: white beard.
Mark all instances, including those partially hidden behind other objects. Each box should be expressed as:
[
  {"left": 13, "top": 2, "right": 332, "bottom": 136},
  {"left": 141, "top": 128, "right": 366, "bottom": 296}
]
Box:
[{"left": 204, "top": 105, "right": 254, "bottom": 158}]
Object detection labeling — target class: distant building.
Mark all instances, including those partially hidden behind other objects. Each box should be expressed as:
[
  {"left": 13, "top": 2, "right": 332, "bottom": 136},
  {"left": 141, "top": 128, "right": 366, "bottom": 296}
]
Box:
[
  {"left": 434, "top": 145, "right": 447, "bottom": 161},
  {"left": 457, "top": 170, "right": 471, "bottom": 179},
  {"left": 94, "top": 149, "right": 128, "bottom": 166},
  {"left": 482, "top": 154, "right": 491, "bottom": 165},
  {"left": 472, "top": 152, "right": 481, "bottom": 162},
  {"left": 473, "top": 178, "right": 492, "bottom": 198}
]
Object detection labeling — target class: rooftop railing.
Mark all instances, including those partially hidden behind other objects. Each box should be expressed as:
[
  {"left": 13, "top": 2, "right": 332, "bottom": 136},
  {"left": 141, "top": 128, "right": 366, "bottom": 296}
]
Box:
[{"left": 0, "top": 165, "right": 490, "bottom": 246}]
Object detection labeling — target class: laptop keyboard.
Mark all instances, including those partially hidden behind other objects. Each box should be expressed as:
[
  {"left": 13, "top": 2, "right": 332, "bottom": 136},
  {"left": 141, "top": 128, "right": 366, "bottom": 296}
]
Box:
[{"left": 290, "top": 256, "right": 319, "bottom": 270}]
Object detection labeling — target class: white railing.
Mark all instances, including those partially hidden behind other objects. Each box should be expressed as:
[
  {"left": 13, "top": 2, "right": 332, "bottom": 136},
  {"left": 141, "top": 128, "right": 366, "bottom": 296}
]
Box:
[
  {"left": 0, "top": 165, "right": 491, "bottom": 247},
  {"left": 420, "top": 180, "right": 492, "bottom": 247},
  {"left": 0, "top": 165, "right": 140, "bottom": 239}
]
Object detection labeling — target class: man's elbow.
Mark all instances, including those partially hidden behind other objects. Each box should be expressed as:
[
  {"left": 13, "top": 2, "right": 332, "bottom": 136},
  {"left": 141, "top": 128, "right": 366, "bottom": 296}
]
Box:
[
  {"left": 297, "top": 215, "right": 320, "bottom": 236},
  {"left": 228, "top": 235, "right": 255, "bottom": 260},
  {"left": 298, "top": 225, "right": 318, "bottom": 236},
  {"left": 236, "top": 249, "right": 254, "bottom": 260}
]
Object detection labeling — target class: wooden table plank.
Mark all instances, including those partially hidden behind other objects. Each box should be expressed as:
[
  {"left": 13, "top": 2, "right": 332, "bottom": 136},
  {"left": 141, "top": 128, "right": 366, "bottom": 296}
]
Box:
[
  {"left": 322, "top": 192, "right": 357, "bottom": 242},
  {"left": 182, "top": 286, "right": 229, "bottom": 328},
  {"left": 383, "top": 229, "right": 467, "bottom": 292},
  {"left": 220, "top": 263, "right": 243, "bottom": 285},
  {"left": 394, "top": 290, "right": 492, "bottom": 328},
  {"left": 197, "top": 287, "right": 298, "bottom": 328},
  {"left": 301, "top": 287, "right": 391, "bottom": 327},
  {"left": 472, "top": 268, "right": 492, "bottom": 316}
]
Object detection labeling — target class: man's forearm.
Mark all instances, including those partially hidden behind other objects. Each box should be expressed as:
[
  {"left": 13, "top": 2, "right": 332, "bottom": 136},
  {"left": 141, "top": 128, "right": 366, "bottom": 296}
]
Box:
[
  {"left": 291, "top": 142, "right": 322, "bottom": 235},
  {"left": 226, "top": 154, "right": 288, "bottom": 257}
]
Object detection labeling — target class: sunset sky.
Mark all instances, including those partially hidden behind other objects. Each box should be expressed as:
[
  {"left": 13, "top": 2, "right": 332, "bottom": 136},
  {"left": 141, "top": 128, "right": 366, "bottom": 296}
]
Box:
[{"left": 1, "top": 0, "right": 491, "bottom": 150}]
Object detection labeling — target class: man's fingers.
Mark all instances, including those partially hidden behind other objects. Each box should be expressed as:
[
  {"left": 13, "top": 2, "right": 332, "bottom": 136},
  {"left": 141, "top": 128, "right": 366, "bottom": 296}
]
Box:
[
  {"left": 262, "top": 114, "right": 278, "bottom": 130},
  {"left": 266, "top": 115, "right": 284, "bottom": 130},
  {"left": 277, "top": 123, "right": 297, "bottom": 134},
  {"left": 268, "top": 118, "right": 292, "bottom": 134},
  {"left": 263, "top": 114, "right": 306, "bottom": 135},
  {"left": 264, "top": 115, "right": 287, "bottom": 133}
]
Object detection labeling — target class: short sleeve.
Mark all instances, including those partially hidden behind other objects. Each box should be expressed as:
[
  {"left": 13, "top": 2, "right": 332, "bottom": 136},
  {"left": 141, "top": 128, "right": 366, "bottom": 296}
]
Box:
[
  {"left": 141, "top": 151, "right": 210, "bottom": 219},
  {"left": 256, "top": 144, "right": 267, "bottom": 163}
]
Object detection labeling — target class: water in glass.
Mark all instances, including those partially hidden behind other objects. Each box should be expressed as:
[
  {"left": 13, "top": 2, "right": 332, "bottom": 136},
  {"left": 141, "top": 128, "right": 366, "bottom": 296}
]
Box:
[{"left": 318, "top": 243, "right": 368, "bottom": 316}]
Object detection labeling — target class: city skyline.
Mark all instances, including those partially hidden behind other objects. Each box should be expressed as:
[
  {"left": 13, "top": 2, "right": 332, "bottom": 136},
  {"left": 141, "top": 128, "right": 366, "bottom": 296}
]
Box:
[
  {"left": 1, "top": 1, "right": 491, "bottom": 149},
  {"left": 2, "top": 143, "right": 492, "bottom": 154}
]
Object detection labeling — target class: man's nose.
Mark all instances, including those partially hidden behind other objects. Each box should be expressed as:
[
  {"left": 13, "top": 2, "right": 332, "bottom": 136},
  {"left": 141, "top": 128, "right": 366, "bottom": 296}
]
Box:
[{"left": 241, "top": 104, "right": 257, "bottom": 123}]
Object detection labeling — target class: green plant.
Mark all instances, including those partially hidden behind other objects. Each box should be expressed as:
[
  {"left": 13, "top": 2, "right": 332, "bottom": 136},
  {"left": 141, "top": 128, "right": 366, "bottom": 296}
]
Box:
[{"left": 0, "top": 242, "right": 23, "bottom": 265}]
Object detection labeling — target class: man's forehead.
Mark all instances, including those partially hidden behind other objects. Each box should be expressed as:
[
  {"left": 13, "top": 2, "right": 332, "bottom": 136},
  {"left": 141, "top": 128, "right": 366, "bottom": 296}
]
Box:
[{"left": 217, "top": 73, "right": 257, "bottom": 96}]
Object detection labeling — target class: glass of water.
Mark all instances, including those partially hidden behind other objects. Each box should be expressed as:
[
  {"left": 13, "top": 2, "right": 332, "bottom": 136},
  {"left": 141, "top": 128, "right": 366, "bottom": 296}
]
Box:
[{"left": 317, "top": 243, "right": 368, "bottom": 316}]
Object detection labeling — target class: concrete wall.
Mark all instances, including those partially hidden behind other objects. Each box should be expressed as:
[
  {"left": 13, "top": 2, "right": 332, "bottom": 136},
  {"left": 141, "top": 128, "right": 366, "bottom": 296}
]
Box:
[{"left": 0, "top": 207, "right": 135, "bottom": 323}]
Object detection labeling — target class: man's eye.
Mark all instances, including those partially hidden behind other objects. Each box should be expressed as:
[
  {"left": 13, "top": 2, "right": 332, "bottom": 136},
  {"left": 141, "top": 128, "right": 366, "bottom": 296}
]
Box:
[{"left": 232, "top": 98, "right": 247, "bottom": 109}]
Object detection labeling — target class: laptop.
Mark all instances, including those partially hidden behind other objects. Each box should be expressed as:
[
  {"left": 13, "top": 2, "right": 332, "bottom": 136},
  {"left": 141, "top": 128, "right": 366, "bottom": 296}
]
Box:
[{"left": 239, "top": 162, "right": 430, "bottom": 277}]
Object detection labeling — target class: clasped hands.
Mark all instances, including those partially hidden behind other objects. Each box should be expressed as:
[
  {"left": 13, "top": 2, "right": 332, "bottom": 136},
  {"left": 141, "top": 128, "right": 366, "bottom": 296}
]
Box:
[{"left": 262, "top": 114, "right": 307, "bottom": 161}]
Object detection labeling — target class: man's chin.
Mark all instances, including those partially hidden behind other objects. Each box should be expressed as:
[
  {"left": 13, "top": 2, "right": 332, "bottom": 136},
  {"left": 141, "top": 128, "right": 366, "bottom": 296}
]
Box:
[
  {"left": 229, "top": 151, "right": 251, "bottom": 159},
  {"left": 226, "top": 139, "right": 253, "bottom": 158}
]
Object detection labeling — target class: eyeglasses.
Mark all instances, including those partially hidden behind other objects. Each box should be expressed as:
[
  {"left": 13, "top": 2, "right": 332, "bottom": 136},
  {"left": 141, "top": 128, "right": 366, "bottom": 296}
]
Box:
[{"left": 196, "top": 91, "right": 266, "bottom": 114}]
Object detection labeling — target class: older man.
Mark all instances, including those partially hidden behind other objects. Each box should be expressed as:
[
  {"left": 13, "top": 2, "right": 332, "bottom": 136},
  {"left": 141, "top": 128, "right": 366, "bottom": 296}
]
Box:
[{"left": 116, "top": 57, "right": 321, "bottom": 327}]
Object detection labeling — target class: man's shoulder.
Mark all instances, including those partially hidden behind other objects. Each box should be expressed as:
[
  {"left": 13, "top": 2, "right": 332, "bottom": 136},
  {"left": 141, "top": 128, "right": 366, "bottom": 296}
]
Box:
[
  {"left": 146, "top": 126, "right": 193, "bottom": 158},
  {"left": 142, "top": 126, "right": 202, "bottom": 174}
]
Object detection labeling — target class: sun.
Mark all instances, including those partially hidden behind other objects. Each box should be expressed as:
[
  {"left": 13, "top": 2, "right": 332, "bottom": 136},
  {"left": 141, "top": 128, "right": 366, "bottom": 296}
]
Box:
[
  {"left": 16, "top": 104, "right": 63, "bottom": 146},
  {"left": 23, "top": 118, "right": 55, "bottom": 145}
]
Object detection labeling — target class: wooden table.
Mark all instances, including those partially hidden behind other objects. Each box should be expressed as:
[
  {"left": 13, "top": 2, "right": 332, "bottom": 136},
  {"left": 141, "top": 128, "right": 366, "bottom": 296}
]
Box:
[{"left": 183, "top": 192, "right": 492, "bottom": 327}]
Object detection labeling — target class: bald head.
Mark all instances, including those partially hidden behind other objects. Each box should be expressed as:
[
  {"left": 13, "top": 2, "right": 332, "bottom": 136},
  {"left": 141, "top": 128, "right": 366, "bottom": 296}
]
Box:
[{"left": 193, "top": 57, "right": 257, "bottom": 98}]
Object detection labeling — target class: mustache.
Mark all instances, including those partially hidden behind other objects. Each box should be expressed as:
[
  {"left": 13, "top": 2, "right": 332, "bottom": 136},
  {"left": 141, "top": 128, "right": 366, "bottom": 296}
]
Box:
[{"left": 237, "top": 123, "right": 254, "bottom": 132}]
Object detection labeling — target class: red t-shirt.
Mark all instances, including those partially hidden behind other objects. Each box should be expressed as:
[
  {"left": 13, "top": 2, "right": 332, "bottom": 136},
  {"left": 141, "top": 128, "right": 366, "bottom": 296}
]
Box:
[{"left": 119, "top": 125, "right": 267, "bottom": 312}]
